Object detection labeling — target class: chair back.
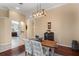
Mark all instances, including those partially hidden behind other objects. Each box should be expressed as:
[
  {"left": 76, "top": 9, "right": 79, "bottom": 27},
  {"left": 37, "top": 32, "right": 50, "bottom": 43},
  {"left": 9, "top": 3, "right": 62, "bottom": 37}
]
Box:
[
  {"left": 24, "top": 39, "right": 32, "bottom": 55},
  {"left": 31, "top": 40, "right": 44, "bottom": 56}
]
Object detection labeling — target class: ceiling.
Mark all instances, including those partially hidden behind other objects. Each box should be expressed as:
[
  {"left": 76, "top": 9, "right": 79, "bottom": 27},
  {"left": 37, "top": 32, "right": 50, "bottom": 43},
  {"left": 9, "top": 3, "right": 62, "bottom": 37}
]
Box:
[{"left": 0, "top": 3, "right": 66, "bottom": 18}]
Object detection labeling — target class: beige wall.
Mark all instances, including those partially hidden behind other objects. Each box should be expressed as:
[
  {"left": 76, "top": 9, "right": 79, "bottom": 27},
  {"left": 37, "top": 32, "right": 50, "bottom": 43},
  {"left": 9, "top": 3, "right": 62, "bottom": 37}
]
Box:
[
  {"left": 26, "top": 18, "right": 34, "bottom": 38},
  {"left": 0, "top": 18, "right": 11, "bottom": 45},
  {"left": 75, "top": 4, "right": 79, "bottom": 42},
  {"left": 0, "top": 9, "right": 27, "bottom": 52},
  {"left": 33, "top": 4, "right": 79, "bottom": 47},
  {"left": 0, "top": 8, "right": 10, "bottom": 45},
  {"left": 9, "top": 10, "right": 26, "bottom": 39},
  {"left": 0, "top": 10, "right": 26, "bottom": 46},
  {"left": 0, "top": 8, "right": 9, "bottom": 17},
  {"left": 9, "top": 10, "right": 25, "bottom": 21},
  {"left": 1, "top": 4, "right": 79, "bottom": 49},
  {"left": 0, "top": 10, "right": 26, "bottom": 52}
]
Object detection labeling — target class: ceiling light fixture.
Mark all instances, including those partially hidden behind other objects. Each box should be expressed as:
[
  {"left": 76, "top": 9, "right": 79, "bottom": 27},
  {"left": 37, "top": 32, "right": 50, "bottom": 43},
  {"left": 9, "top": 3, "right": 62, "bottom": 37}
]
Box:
[
  {"left": 32, "top": 4, "right": 46, "bottom": 18},
  {"left": 16, "top": 7, "right": 20, "bottom": 10},
  {"left": 16, "top": 3, "right": 23, "bottom": 10}
]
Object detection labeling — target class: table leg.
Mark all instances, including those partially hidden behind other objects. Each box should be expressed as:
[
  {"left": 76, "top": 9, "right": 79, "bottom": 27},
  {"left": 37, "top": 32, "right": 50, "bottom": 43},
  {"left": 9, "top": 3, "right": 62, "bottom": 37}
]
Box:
[
  {"left": 51, "top": 48, "right": 55, "bottom": 56},
  {"left": 49, "top": 48, "right": 55, "bottom": 56}
]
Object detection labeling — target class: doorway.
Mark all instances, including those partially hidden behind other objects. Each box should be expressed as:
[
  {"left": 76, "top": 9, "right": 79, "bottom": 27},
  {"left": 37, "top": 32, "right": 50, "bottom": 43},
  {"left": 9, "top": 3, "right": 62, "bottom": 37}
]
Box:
[{"left": 11, "top": 20, "right": 24, "bottom": 48}]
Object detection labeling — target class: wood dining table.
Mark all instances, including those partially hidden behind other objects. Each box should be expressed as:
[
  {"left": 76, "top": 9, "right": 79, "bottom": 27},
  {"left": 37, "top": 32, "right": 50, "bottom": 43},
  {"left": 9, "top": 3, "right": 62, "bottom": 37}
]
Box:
[
  {"left": 41, "top": 40, "right": 57, "bottom": 48},
  {"left": 41, "top": 40, "right": 57, "bottom": 55}
]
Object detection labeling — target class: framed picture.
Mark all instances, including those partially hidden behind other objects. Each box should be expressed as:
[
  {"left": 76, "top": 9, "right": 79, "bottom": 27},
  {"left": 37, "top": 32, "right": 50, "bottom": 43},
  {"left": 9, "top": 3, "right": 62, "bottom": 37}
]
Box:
[{"left": 48, "top": 22, "right": 51, "bottom": 29}]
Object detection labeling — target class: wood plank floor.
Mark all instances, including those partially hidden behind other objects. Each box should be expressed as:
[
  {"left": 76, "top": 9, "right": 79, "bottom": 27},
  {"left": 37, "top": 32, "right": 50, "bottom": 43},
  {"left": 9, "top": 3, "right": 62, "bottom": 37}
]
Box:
[
  {"left": 0, "top": 45, "right": 25, "bottom": 56},
  {"left": 0, "top": 45, "right": 79, "bottom": 56},
  {"left": 55, "top": 45, "right": 79, "bottom": 56}
]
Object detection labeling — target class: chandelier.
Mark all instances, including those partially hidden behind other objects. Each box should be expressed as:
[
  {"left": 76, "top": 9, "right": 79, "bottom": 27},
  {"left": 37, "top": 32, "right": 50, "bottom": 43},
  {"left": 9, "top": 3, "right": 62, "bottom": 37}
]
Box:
[{"left": 32, "top": 4, "right": 46, "bottom": 18}]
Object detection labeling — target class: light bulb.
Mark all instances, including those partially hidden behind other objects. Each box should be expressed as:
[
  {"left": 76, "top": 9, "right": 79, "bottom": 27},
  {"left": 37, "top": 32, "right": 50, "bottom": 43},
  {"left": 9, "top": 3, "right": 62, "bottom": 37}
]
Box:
[{"left": 16, "top": 7, "right": 20, "bottom": 10}]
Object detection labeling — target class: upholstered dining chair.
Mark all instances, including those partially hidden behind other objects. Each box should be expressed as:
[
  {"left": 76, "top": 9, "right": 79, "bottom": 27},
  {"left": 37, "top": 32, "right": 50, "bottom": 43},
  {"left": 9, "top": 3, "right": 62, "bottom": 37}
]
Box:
[
  {"left": 24, "top": 39, "right": 33, "bottom": 56},
  {"left": 31, "top": 40, "right": 44, "bottom": 56},
  {"left": 42, "top": 46, "right": 49, "bottom": 56}
]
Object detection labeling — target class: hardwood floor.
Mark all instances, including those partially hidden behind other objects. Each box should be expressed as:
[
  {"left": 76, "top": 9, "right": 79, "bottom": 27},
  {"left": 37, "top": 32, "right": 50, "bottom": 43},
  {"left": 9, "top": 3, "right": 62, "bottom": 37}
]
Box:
[
  {"left": 55, "top": 45, "right": 79, "bottom": 56},
  {"left": 0, "top": 45, "right": 79, "bottom": 56},
  {"left": 0, "top": 45, "right": 25, "bottom": 56}
]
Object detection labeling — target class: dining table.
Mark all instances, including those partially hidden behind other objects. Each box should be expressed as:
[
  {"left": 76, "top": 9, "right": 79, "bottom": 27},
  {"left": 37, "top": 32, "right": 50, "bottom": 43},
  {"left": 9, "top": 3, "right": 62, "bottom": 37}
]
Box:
[
  {"left": 41, "top": 40, "right": 57, "bottom": 48},
  {"left": 41, "top": 40, "right": 57, "bottom": 56}
]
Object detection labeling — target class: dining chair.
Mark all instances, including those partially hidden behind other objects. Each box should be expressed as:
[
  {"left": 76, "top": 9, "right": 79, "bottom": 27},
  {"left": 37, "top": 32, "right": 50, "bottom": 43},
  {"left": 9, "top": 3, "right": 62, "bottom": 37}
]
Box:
[
  {"left": 31, "top": 40, "right": 44, "bottom": 56},
  {"left": 42, "top": 46, "right": 49, "bottom": 56},
  {"left": 24, "top": 39, "right": 33, "bottom": 56},
  {"left": 49, "top": 48, "right": 55, "bottom": 56}
]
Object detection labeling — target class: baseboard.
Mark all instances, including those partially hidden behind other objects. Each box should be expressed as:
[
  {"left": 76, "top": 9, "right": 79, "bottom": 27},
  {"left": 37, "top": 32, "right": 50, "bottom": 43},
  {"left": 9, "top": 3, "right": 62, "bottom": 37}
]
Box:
[
  {"left": 0, "top": 42, "right": 11, "bottom": 53},
  {"left": 0, "top": 42, "right": 11, "bottom": 46}
]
